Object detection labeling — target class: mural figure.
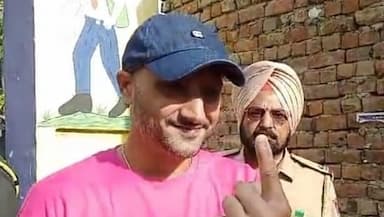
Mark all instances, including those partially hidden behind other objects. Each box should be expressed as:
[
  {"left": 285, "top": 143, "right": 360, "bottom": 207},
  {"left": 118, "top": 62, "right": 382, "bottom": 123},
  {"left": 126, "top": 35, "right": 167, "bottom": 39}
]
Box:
[{"left": 58, "top": 0, "right": 129, "bottom": 118}]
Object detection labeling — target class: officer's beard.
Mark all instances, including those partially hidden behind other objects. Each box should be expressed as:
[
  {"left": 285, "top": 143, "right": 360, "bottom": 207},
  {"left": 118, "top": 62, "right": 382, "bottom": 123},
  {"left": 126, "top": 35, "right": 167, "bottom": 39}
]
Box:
[{"left": 239, "top": 124, "right": 290, "bottom": 167}]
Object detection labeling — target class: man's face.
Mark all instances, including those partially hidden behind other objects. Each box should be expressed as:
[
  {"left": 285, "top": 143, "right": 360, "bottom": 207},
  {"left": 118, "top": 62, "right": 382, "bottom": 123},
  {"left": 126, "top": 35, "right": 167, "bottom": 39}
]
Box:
[
  {"left": 119, "top": 67, "right": 223, "bottom": 159},
  {"left": 240, "top": 90, "right": 291, "bottom": 158}
]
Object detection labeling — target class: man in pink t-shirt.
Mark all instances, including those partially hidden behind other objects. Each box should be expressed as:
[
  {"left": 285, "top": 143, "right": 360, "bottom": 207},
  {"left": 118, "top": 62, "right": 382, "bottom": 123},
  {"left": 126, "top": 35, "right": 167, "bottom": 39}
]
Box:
[{"left": 19, "top": 13, "right": 290, "bottom": 217}]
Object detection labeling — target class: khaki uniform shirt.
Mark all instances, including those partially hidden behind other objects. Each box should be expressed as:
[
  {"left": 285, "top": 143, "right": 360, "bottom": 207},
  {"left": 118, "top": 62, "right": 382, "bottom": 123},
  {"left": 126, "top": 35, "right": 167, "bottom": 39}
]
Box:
[{"left": 220, "top": 149, "right": 340, "bottom": 217}]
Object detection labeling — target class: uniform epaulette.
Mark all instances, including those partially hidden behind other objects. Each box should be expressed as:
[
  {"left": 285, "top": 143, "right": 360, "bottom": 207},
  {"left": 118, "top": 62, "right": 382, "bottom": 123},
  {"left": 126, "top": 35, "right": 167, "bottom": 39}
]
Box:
[
  {"left": 217, "top": 148, "right": 241, "bottom": 157},
  {"left": 290, "top": 154, "right": 332, "bottom": 176}
]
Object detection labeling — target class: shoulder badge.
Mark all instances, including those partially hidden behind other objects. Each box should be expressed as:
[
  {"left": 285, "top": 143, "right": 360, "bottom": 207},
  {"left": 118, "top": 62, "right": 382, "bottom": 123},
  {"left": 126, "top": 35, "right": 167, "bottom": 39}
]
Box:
[{"left": 290, "top": 153, "right": 333, "bottom": 177}]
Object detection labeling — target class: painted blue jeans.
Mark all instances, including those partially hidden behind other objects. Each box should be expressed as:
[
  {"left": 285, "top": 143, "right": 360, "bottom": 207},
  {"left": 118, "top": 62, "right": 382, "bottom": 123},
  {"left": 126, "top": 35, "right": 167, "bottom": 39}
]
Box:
[{"left": 73, "top": 16, "right": 120, "bottom": 95}]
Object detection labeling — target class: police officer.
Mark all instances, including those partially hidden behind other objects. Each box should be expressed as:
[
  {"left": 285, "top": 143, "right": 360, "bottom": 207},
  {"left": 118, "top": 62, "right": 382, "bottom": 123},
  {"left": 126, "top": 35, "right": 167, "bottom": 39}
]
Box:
[{"left": 222, "top": 61, "right": 340, "bottom": 217}]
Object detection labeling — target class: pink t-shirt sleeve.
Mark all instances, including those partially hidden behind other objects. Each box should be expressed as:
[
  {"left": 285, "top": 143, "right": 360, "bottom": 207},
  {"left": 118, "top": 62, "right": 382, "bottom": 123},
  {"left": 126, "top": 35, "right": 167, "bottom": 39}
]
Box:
[{"left": 18, "top": 182, "right": 64, "bottom": 217}]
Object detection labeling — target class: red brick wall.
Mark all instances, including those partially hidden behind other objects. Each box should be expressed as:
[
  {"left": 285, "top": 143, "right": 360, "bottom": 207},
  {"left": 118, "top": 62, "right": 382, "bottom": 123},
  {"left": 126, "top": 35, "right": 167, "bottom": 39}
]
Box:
[{"left": 165, "top": 0, "right": 384, "bottom": 216}]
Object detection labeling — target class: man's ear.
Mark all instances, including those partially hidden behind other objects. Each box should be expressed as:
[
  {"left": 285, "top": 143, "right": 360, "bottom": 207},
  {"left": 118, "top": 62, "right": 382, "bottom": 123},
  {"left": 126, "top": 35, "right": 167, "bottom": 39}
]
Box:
[{"left": 117, "top": 70, "right": 133, "bottom": 104}]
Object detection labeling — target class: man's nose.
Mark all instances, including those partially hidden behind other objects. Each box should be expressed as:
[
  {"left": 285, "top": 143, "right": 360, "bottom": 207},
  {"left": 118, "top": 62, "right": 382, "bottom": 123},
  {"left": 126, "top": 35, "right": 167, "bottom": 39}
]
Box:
[
  {"left": 179, "top": 98, "right": 207, "bottom": 126},
  {"left": 260, "top": 112, "right": 273, "bottom": 129}
]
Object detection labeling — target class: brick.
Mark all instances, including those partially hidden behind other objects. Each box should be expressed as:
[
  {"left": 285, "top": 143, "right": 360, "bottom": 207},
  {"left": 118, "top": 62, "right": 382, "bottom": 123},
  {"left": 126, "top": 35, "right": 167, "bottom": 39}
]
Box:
[
  {"left": 359, "top": 199, "right": 378, "bottom": 216},
  {"left": 342, "top": 32, "right": 359, "bottom": 49},
  {"left": 355, "top": 5, "right": 384, "bottom": 25},
  {"left": 291, "top": 41, "right": 306, "bottom": 57},
  {"left": 221, "top": 0, "right": 236, "bottom": 13},
  {"left": 359, "top": 0, "right": 381, "bottom": 8},
  {"left": 362, "top": 95, "right": 384, "bottom": 112},
  {"left": 356, "top": 60, "right": 375, "bottom": 76},
  {"left": 341, "top": 0, "right": 359, "bottom": 14},
  {"left": 329, "top": 131, "right": 347, "bottom": 147},
  {"left": 338, "top": 198, "right": 358, "bottom": 213},
  {"left": 338, "top": 79, "right": 358, "bottom": 95},
  {"left": 201, "top": 6, "right": 212, "bottom": 22},
  {"left": 368, "top": 185, "right": 384, "bottom": 200},
  {"left": 357, "top": 77, "right": 377, "bottom": 93},
  {"left": 308, "top": 50, "right": 345, "bottom": 69},
  {"left": 293, "top": 8, "right": 307, "bottom": 23},
  {"left": 325, "top": 1, "right": 341, "bottom": 17},
  {"left": 343, "top": 150, "right": 361, "bottom": 163},
  {"left": 234, "top": 39, "right": 257, "bottom": 52},
  {"left": 239, "top": 24, "right": 250, "bottom": 38},
  {"left": 335, "top": 182, "right": 366, "bottom": 198},
  {"left": 218, "top": 30, "right": 226, "bottom": 42},
  {"left": 296, "top": 132, "right": 313, "bottom": 147},
  {"left": 341, "top": 96, "right": 362, "bottom": 113},
  {"left": 328, "top": 164, "right": 341, "bottom": 178},
  {"left": 284, "top": 56, "right": 309, "bottom": 74},
  {"left": 323, "top": 99, "right": 341, "bottom": 115},
  {"left": 294, "top": 0, "right": 308, "bottom": 8},
  {"left": 325, "top": 148, "right": 344, "bottom": 163},
  {"left": 364, "top": 150, "right": 384, "bottom": 164},
  {"left": 252, "top": 51, "right": 261, "bottom": 62},
  {"left": 211, "top": 3, "right": 221, "bottom": 18},
  {"left": 288, "top": 134, "right": 297, "bottom": 148},
  {"left": 306, "top": 38, "right": 322, "bottom": 54},
  {"left": 216, "top": 12, "right": 238, "bottom": 29},
  {"left": 183, "top": 1, "right": 198, "bottom": 13},
  {"left": 322, "top": 33, "right": 341, "bottom": 51},
  {"left": 226, "top": 30, "right": 238, "bottom": 42},
  {"left": 238, "top": 52, "right": 253, "bottom": 65},
  {"left": 346, "top": 46, "right": 372, "bottom": 62},
  {"left": 337, "top": 63, "right": 356, "bottom": 80},
  {"left": 373, "top": 41, "right": 384, "bottom": 58},
  {"left": 288, "top": 25, "right": 310, "bottom": 42},
  {"left": 265, "top": 0, "right": 293, "bottom": 16},
  {"left": 238, "top": 3, "right": 265, "bottom": 24},
  {"left": 304, "top": 83, "right": 339, "bottom": 100},
  {"left": 347, "top": 133, "right": 365, "bottom": 148},
  {"left": 361, "top": 164, "right": 381, "bottom": 180},
  {"left": 314, "top": 131, "right": 328, "bottom": 147},
  {"left": 319, "top": 16, "right": 355, "bottom": 36},
  {"left": 306, "top": 100, "right": 323, "bottom": 116},
  {"left": 292, "top": 149, "right": 324, "bottom": 163},
  {"left": 342, "top": 164, "right": 360, "bottom": 180},
  {"left": 296, "top": 117, "right": 313, "bottom": 131},
  {"left": 315, "top": 115, "right": 347, "bottom": 131},
  {"left": 347, "top": 113, "right": 359, "bottom": 129},
  {"left": 249, "top": 20, "right": 263, "bottom": 36},
  {"left": 235, "top": 0, "right": 251, "bottom": 9},
  {"left": 277, "top": 44, "right": 291, "bottom": 59},
  {"left": 264, "top": 47, "right": 278, "bottom": 60},
  {"left": 320, "top": 66, "right": 337, "bottom": 83},
  {"left": 199, "top": 0, "right": 214, "bottom": 8},
  {"left": 263, "top": 17, "right": 277, "bottom": 33},
  {"left": 359, "top": 29, "right": 380, "bottom": 46},
  {"left": 366, "top": 131, "right": 383, "bottom": 149},
  {"left": 378, "top": 79, "right": 384, "bottom": 95},
  {"left": 375, "top": 60, "right": 384, "bottom": 78},
  {"left": 259, "top": 32, "right": 286, "bottom": 48}
]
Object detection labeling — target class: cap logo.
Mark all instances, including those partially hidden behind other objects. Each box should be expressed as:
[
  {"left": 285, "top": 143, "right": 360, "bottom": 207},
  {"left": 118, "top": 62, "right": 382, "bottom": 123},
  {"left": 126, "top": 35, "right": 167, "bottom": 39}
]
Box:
[{"left": 191, "top": 30, "right": 204, "bottom": 38}]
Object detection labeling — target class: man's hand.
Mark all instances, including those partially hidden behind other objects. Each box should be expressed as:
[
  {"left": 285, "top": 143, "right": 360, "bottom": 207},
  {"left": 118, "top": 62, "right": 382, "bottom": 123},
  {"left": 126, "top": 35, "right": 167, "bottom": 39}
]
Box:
[{"left": 223, "top": 135, "right": 291, "bottom": 217}]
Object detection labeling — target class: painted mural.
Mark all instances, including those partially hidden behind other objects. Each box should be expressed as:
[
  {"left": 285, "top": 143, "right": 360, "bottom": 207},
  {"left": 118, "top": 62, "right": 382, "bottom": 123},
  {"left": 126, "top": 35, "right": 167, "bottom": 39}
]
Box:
[{"left": 34, "top": 0, "right": 159, "bottom": 179}]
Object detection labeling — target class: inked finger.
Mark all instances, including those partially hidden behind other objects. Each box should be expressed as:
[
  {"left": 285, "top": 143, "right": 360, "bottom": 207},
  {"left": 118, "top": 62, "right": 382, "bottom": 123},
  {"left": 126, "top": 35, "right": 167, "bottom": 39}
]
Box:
[
  {"left": 254, "top": 135, "right": 284, "bottom": 200},
  {"left": 222, "top": 195, "right": 247, "bottom": 217}
]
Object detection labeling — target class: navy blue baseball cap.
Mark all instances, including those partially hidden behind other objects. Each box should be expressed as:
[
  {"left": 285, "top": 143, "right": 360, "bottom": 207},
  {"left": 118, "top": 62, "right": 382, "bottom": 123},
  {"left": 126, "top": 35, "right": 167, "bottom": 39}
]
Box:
[{"left": 121, "top": 13, "right": 245, "bottom": 86}]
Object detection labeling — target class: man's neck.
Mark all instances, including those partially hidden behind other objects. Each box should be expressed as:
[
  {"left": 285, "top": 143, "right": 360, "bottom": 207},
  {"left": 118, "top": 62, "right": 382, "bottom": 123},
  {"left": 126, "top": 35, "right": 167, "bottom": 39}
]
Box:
[{"left": 122, "top": 129, "right": 193, "bottom": 180}]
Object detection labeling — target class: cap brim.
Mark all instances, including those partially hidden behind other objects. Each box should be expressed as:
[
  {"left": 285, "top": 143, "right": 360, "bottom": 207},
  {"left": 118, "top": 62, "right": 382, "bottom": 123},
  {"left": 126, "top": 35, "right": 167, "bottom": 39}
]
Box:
[{"left": 146, "top": 49, "right": 245, "bottom": 86}]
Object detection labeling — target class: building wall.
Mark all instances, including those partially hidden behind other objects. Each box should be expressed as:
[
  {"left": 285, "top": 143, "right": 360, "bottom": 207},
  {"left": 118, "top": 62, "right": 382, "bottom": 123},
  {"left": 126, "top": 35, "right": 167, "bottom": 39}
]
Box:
[{"left": 166, "top": 0, "right": 384, "bottom": 216}]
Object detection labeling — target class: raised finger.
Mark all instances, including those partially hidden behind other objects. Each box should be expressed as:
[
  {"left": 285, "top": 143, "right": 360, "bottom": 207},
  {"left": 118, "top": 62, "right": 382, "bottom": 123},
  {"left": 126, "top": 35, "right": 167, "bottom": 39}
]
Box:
[
  {"left": 222, "top": 195, "right": 247, "bottom": 217},
  {"left": 254, "top": 135, "right": 284, "bottom": 200}
]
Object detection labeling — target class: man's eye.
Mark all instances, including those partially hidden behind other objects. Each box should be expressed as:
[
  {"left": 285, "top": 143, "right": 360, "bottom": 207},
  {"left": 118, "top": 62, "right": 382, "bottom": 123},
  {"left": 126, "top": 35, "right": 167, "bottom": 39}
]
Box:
[{"left": 272, "top": 112, "right": 288, "bottom": 120}]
